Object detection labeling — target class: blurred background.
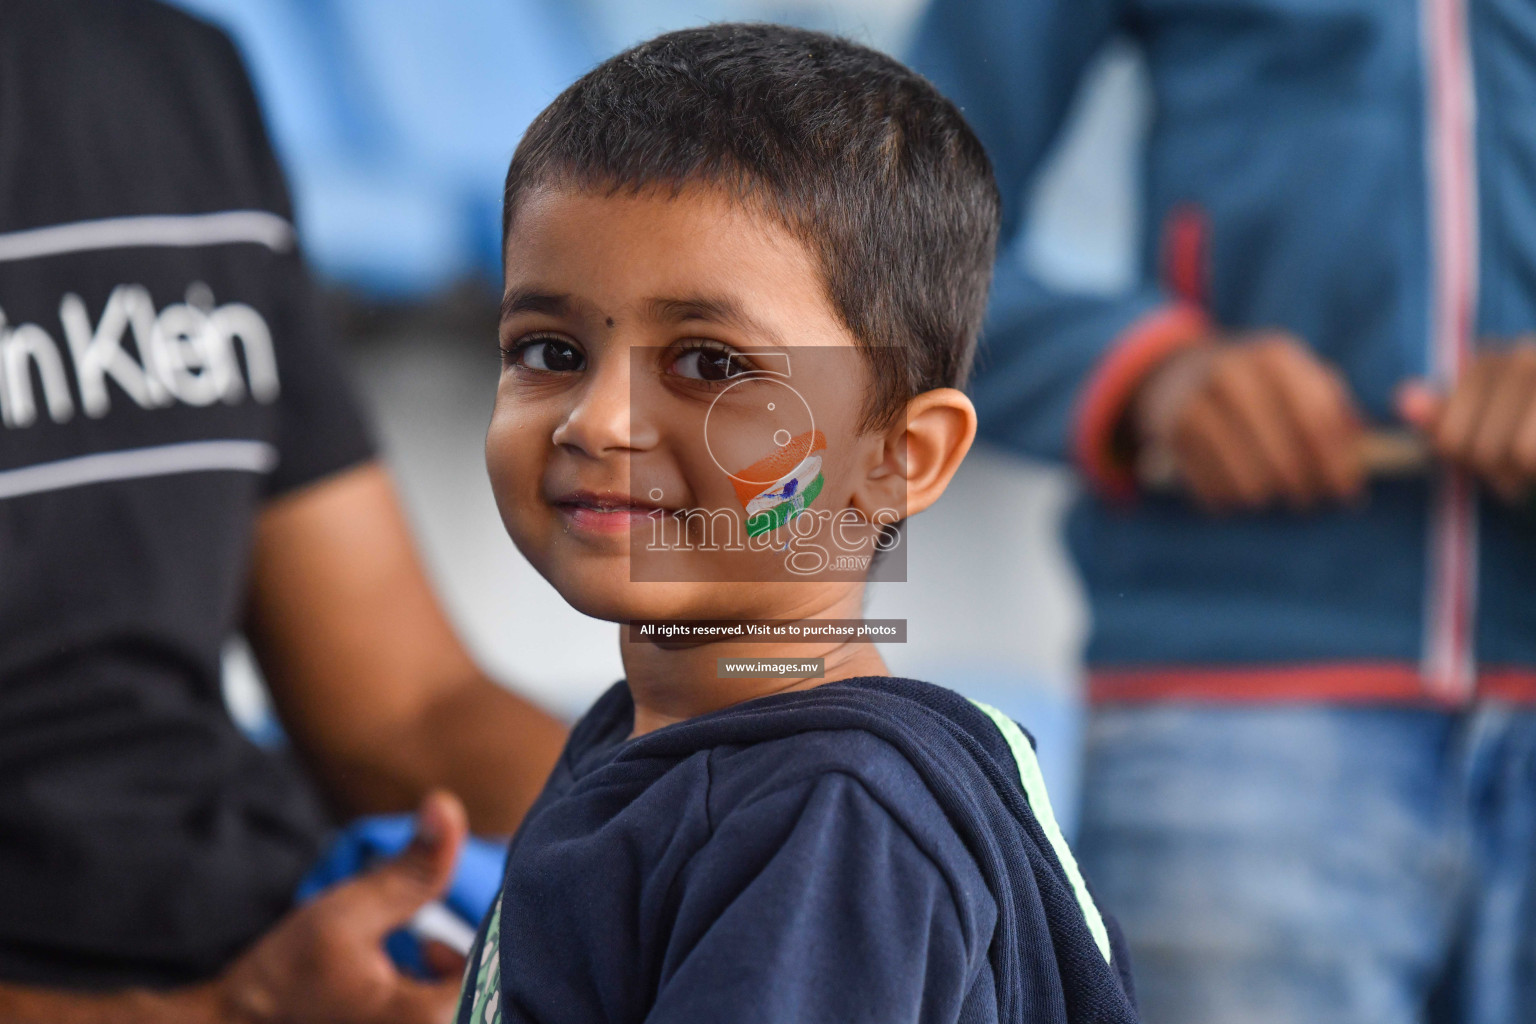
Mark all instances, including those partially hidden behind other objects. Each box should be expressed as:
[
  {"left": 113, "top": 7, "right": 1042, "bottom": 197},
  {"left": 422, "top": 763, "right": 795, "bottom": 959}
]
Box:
[{"left": 184, "top": 0, "right": 1149, "bottom": 828}]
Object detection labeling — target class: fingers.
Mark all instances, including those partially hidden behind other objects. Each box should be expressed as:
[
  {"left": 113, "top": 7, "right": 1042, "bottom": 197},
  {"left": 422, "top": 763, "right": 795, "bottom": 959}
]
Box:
[
  {"left": 1174, "top": 393, "right": 1270, "bottom": 509},
  {"left": 1160, "top": 333, "right": 1362, "bottom": 511},
  {"left": 420, "top": 940, "right": 469, "bottom": 981},
  {"left": 1472, "top": 355, "right": 1536, "bottom": 499},
  {"left": 1204, "top": 348, "right": 1312, "bottom": 503},
  {"left": 1431, "top": 354, "right": 1496, "bottom": 462},
  {"left": 1395, "top": 380, "right": 1443, "bottom": 432},
  {"left": 1405, "top": 344, "right": 1536, "bottom": 505},
  {"left": 332, "top": 791, "right": 470, "bottom": 937},
  {"left": 385, "top": 974, "right": 465, "bottom": 1024},
  {"left": 1262, "top": 342, "right": 1363, "bottom": 500},
  {"left": 1516, "top": 388, "right": 1536, "bottom": 481}
]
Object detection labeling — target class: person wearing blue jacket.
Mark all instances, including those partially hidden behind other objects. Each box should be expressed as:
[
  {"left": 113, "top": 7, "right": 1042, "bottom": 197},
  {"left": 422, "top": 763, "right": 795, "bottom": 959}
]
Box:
[{"left": 912, "top": 1, "right": 1536, "bottom": 1022}]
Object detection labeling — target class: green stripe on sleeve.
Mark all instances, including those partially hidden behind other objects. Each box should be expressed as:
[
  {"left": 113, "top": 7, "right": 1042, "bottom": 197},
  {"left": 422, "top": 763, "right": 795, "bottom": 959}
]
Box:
[{"left": 970, "top": 699, "right": 1112, "bottom": 964}]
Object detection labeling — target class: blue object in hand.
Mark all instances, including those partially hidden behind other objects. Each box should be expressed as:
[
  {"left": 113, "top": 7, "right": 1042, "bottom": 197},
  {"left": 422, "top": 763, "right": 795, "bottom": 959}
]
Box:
[{"left": 297, "top": 815, "right": 508, "bottom": 976}]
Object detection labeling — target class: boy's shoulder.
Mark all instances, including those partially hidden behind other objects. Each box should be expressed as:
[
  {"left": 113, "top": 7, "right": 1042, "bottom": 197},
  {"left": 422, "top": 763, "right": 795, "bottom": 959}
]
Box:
[
  {"left": 705, "top": 707, "right": 966, "bottom": 842},
  {"left": 599, "top": 675, "right": 1012, "bottom": 879},
  {"left": 658, "top": 677, "right": 1003, "bottom": 947},
  {"left": 699, "top": 680, "right": 978, "bottom": 813},
  {"left": 569, "top": 675, "right": 1000, "bottom": 844},
  {"left": 585, "top": 675, "right": 1010, "bottom": 792}
]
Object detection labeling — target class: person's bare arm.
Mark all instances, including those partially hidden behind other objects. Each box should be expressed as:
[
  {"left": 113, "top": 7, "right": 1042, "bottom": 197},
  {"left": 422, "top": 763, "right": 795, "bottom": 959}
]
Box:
[
  {"left": 0, "top": 982, "right": 223, "bottom": 1024},
  {"left": 0, "top": 793, "right": 469, "bottom": 1024},
  {"left": 246, "top": 462, "right": 566, "bottom": 835}
]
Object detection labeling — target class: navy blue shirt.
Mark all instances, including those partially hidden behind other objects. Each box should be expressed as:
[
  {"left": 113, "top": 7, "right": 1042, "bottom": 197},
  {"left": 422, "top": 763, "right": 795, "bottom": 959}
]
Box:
[{"left": 458, "top": 678, "right": 1136, "bottom": 1024}]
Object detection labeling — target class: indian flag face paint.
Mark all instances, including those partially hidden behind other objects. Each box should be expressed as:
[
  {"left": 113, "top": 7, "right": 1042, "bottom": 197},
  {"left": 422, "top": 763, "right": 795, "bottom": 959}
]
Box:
[{"left": 730, "top": 430, "right": 827, "bottom": 537}]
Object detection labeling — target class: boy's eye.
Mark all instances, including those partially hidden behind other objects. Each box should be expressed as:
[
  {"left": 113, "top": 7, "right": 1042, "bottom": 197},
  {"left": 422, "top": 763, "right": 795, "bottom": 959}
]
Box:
[
  {"left": 508, "top": 337, "right": 584, "bottom": 373},
  {"left": 670, "top": 344, "right": 749, "bottom": 382}
]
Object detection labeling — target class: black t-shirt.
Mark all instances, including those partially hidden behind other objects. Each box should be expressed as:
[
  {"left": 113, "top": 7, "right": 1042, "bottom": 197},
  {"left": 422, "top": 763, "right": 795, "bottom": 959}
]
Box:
[
  {"left": 0, "top": 0, "right": 375, "bottom": 989},
  {"left": 460, "top": 679, "right": 1137, "bottom": 1024}
]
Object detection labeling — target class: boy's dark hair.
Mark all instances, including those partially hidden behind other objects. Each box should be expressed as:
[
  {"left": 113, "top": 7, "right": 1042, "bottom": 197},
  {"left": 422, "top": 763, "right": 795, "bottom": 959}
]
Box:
[{"left": 503, "top": 23, "right": 1000, "bottom": 428}]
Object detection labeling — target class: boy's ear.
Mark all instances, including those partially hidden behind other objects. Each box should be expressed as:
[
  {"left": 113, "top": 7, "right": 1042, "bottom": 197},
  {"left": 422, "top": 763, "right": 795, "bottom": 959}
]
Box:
[{"left": 851, "top": 387, "right": 977, "bottom": 520}]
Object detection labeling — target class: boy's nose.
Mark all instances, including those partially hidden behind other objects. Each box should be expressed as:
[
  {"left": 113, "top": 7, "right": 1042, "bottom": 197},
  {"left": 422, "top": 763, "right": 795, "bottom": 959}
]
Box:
[{"left": 552, "top": 359, "right": 656, "bottom": 456}]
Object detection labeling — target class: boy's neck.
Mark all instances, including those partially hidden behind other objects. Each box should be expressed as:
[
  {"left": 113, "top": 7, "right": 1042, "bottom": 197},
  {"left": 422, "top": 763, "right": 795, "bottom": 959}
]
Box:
[{"left": 620, "top": 587, "right": 889, "bottom": 736}]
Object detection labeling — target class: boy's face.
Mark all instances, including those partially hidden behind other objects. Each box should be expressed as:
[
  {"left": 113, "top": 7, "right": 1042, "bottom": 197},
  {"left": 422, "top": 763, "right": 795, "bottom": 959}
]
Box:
[{"left": 488, "top": 185, "right": 898, "bottom": 623}]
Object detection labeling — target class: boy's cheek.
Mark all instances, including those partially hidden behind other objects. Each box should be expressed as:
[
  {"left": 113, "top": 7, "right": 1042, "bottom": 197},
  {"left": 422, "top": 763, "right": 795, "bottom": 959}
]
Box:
[
  {"left": 483, "top": 425, "right": 521, "bottom": 504},
  {"left": 485, "top": 415, "right": 548, "bottom": 531}
]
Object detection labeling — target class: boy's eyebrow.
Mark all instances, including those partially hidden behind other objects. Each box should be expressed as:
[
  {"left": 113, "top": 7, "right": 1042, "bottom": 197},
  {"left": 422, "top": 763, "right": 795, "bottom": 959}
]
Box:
[
  {"left": 647, "top": 296, "right": 787, "bottom": 346},
  {"left": 501, "top": 288, "right": 572, "bottom": 322}
]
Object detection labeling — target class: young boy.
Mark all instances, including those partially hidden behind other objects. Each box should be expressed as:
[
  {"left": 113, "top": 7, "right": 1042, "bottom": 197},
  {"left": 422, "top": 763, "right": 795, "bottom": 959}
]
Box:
[{"left": 458, "top": 23, "right": 1136, "bottom": 1024}]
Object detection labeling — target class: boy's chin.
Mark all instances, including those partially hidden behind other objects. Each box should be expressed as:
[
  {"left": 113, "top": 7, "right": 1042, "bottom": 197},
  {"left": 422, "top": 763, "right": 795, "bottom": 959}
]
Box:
[{"left": 553, "top": 576, "right": 756, "bottom": 625}]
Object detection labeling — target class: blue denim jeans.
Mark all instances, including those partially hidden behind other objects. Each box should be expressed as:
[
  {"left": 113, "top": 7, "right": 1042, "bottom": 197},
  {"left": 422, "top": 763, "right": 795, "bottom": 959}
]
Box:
[{"left": 1077, "top": 704, "right": 1536, "bottom": 1024}]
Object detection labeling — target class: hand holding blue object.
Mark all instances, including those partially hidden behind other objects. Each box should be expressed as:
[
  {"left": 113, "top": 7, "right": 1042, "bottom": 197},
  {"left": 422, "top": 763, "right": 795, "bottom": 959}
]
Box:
[{"left": 298, "top": 803, "right": 509, "bottom": 977}]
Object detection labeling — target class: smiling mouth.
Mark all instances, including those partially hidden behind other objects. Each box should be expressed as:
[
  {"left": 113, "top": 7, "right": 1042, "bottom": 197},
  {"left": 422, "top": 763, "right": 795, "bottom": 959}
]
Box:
[
  {"left": 555, "top": 491, "right": 671, "bottom": 513},
  {"left": 552, "top": 491, "right": 675, "bottom": 534}
]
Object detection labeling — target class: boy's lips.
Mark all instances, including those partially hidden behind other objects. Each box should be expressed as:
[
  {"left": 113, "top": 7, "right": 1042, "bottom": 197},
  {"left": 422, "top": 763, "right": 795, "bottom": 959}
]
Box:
[{"left": 551, "top": 489, "right": 676, "bottom": 534}]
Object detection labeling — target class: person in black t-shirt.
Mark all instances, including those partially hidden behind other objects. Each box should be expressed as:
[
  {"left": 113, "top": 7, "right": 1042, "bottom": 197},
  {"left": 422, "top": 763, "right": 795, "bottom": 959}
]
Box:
[{"left": 0, "top": 2, "right": 564, "bottom": 1020}]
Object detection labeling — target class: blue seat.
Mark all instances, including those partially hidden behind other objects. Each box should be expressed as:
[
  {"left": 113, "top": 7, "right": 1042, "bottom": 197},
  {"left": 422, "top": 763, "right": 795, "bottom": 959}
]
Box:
[
  {"left": 325, "top": 0, "right": 595, "bottom": 281},
  {"left": 165, "top": 0, "right": 594, "bottom": 296}
]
